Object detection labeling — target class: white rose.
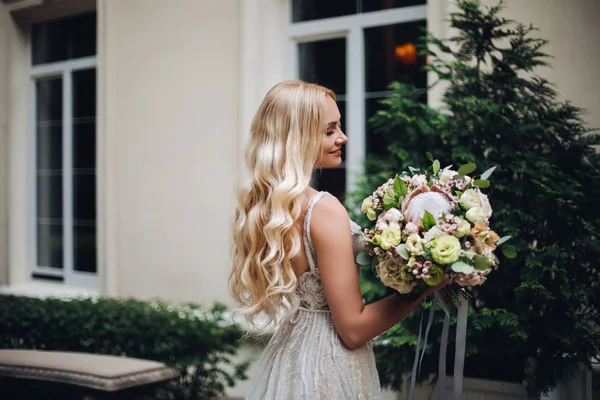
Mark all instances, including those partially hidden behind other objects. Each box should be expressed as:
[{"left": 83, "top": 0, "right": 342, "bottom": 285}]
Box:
[
  {"left": 361, "top": 197, "right": 374, "bottom": 213},
  {"left": 405, "top": 233, "right": 424, "bottom": 255},
  {"left": 410, "top": 174, "right": 428, "bottom": 188},
  {"left": 478, "top": 191, "right": 493, "bottom": 218},
  {"left": 455, "top": 218, "right": 471, "bottom": 238},
  {"left": 383, "top": 208, "right": 403, "bottom": 223},
  {"left": 375, "top": 220, "right": 389, "bottom": 232},
  {"left": 423, "top": 226, "right": 444, "bottom": 243},
  {"left": 466, "top": 206, "right": 489, "bottom": 224},
  {"left": 404, "top": 222, "right": 419, "bottom": 235},
  {"left": 439, "top": 169, "right": 458, "bottom": 185},
  {"left": 459, "top": 189, "right": 481, "bottom": 210}
]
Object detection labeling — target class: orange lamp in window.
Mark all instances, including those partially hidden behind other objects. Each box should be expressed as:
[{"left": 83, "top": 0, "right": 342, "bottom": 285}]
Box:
[{"left": 395, "top": 43, "right": 417, "bottom": 65}]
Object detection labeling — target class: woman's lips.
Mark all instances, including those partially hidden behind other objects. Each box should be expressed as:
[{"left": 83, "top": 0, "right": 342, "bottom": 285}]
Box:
[{"left": 329, "top": 150, "right": 342, "bottom": 157}]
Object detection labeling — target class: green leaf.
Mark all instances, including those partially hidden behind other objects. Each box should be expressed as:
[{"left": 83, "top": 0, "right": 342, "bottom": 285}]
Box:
[
  {"left": 495, "top": 235, "right": 512, "bottom": 246},
  {"left": 394, "top": 175, "right": 408, "bottom": 197},
  {"left": 474, "top": 179, "right": 490, "bottom": 188},
  {"left": 503, "top": 245, "right": 517, "bottom": 259},
  {"left": 383, "top": 190, "right": 396, "bottom": 209},
  {"left": 426, "top": 152, "right": 433, "bottom": 162},
  {"left": 397, "top": 244, "right": 409, "bottom": 260},
  {"left": 451, "top": 261, "right": 474, "bottom": 274},
  {"left": 433, "top": 159, "right": 441, "bottom": 174},
  {"left": 408, "top": 166, "right": 419, "bottom": 174},
  {"left": 427, "top": 179, "right": 434, "bottom": 187},
  {"left": 455, "top": 190, "right": 463, "bottom": 197},
  {"left": 422, "top": 210, "right": 436, "bottom": 230},
  {"left": 474, "top": 255, "right": 489, "bottom": 270},
  {"left": 356, "top": 251, "right": 372, "bottom": 266},
  {"left": 457, "top": 163, "right": 477, "bottom": 177},
  {"left": 480, "top": 166, "right": 497, "bottom": 180}
]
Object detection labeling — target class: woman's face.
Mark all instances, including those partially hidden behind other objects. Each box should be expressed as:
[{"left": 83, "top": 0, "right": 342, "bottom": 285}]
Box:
[{"left": 316, "top": 95, "right": 348, "bottom": 168}]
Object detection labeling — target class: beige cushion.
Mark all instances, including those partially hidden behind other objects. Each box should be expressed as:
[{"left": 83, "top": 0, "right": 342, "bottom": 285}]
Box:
[{"left": 0, "top": 349, "right": 177, "bottom": 391}]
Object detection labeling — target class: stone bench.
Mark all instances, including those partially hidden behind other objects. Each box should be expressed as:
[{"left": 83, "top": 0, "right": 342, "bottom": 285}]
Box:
[{"left": 0, "top": 349, "right": 178, "bottom": 399}]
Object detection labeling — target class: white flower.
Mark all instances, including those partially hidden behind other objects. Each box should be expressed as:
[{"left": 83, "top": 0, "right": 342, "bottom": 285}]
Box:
[
  {"left": 405, "top": 233, "right": 424, "bottom": 255},
  {"left": 404, "top": 222, "right": 419, "bottom": 235},
  {"left": 478, "top": 191, "right": 493, "bottom": 218},
  {"left": 375, "top": 217, "right": 389, "bottom": 232},
  {"left": 455, "top": 218, "right": 471, "bottom": 238},
  {"left": 410, "top": 174, "right": 428, "bottom": 187},
  {"left": 423, "top": 226, "right": 444, "bottom": 243},
  {"left": 383, "top": 208, "right": 403, "bottom": 223},
  {"left": 459, "top": 189, "right": 481, "bottom": 210},
  {"left": 388, "top": 222, "right": 401, "bottom": 231},
  {"left": 465, "top": 206, "right": 489, "bottom": 224},
  {"left": 439, "top": 169, "right": 458, "bottom": 185},
  {"left": 361, "top": 197, "right": 374, "bottom": 213}
]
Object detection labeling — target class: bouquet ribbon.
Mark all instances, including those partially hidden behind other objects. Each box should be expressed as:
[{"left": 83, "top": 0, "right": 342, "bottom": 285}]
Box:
[{"left": 408, "top": 290, "right": 469, "bottom": 400}]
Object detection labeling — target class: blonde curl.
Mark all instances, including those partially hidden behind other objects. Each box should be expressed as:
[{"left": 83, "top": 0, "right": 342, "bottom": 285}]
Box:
[{"left": 229, "top": 80, "right": 335, "bottom": 327}]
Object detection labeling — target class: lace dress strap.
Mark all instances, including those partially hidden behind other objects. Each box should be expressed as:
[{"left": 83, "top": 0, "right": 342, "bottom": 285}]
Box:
[{"left": 303, "top": 191, "right": 328, "bottom": 273}]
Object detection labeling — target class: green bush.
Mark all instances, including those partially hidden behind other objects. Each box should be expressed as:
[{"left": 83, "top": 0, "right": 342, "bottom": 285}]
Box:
[
  {"left": 0, "top": 294, "right": 250, "bottom": 399},
  {"left": 350, "top": 1, "right": 600, "bottom": 398}
]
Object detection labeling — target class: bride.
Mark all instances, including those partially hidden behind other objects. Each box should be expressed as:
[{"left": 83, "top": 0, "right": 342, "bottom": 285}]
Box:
[{"left": 229, "top": 80, "right": 445, "bottom": 399}]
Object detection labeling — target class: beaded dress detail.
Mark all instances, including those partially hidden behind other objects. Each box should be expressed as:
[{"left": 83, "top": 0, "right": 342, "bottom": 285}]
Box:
[{"left": 245, "top": 192, "right": 382, "bottom": 399}]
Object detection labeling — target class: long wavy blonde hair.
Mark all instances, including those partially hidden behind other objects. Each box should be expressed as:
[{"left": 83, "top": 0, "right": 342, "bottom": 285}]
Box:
[{"left": 229, "top": 80, "right": 335, "bottom": 326}]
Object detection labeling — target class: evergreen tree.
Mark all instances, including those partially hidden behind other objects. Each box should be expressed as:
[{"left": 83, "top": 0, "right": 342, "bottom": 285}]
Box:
[{"left": 351, "top": 1, "right": 600, "bottom": 397}]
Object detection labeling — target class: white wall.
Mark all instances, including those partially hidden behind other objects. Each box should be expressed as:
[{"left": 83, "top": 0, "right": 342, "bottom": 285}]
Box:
[{"left": 99, "top": 0, "right": 241, "bottom": 305}]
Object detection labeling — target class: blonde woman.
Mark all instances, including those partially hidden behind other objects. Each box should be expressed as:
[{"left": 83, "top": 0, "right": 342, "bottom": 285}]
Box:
[{"left": 230, "top": 81, "right": 445, "bottom": 399}]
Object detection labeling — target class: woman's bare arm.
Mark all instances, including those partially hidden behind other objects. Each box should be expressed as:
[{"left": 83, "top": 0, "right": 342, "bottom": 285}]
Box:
[{"left": 311, "top": 195, "right": 445, "bottom": 349}]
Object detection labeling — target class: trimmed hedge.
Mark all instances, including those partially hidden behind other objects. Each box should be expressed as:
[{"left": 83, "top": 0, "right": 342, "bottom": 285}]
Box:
[{"left": 0, "top": 295, "right": 250, "bottom": 399}]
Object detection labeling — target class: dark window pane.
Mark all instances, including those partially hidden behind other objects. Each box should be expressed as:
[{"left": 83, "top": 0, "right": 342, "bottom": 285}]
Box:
[
  {"left": 37, "top": 222, "right": 63, "bottom": 269},
  {"left": 31, "top": 18, "right": 69, "bottom": 65},
  {"left": 37, "top": 175, "right": 63, "bottom": 219},
  {"left": 337, "top": 100, "right": 347, "bottom": 162},
  {"left": 73, "top": 122, "right": 95, "bottom": 169},
  {"left": 73, "top": 173, "right": 96, "bottom": 221},
  {"left": 32, "top": 12, "right": 97, "bottom": 65},
  {"left": 313, "top": 168, "right": 346, "bottom": 202},
  {"left": 361, "top": 0, "right": 426, "bottom": 13},
  {"left": 292, "top": 0, "right": 357, "bottom": 22},
  {"left": 73, "top": 69, "right": 96, "bottom": 119},
  {"left": 71, "top": 13, "right": 97, "bottom": 59},
  {"left": 36, "top": 77, "right": 62, "bottom": 123},
  {"left": 299, "top": 38, "right": 346, "bottom": 95},
  {"left": 37, "top": 125, "right": 62, "bottom": 170},
  {"left": 364, "top": 20, "right": 427, "bottom": 93},
  {"left": 73, "top": 226, "right": 96, "bottom": 273}
]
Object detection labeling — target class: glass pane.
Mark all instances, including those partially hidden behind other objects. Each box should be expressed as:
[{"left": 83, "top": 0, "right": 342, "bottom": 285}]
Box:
[
  {"left": 364, "top": 20, "right": 427, "bottom": 93},
  {"left": 72, "top": 67, "right": 97, "bottom": 273},
  {"left": 37, "top": 222, "right": 63, "bottom": 269},
  {"left": 37, "top": 175, "right": 63, "bottom": 219},
  {"left": 71, "top": 13, "right": 97, "bottom": 59},
  {"left": 361, "top": 0, "right": 426, "bottom": 13},
  {"left": 73, "top": 122, "right": 95, "bottom": 169},
  {"left": 32, "top": 12, "right": 97, "bottom": 65},
  {"left": 313, "top": 168, "right": 346, "bottom": 202},
  {"left": 298, "top": 38, "right": 347, "bottom": 96},
  {"left": 74, "top": 226, "right": 96, "bottom": 273},
  {"left": 337, "top": 100, "right": 347, "bottom": 162},
  {"left": 37, "top": 126, "right": 62, "bottom": 170},
  {"left": 73, "top": 69, "right": 96, "bottom": 119},
  {"left": 31, "top": 18, "right": 69, "bottom": 65},
  {"left": 292, "top": 0, "right": 357, "bottom": 22},
  {"left": 36, "top": 78, "right": 62, "bottom": 123}
]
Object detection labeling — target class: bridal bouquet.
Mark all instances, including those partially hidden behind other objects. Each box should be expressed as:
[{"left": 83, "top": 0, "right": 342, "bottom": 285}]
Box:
[{"left": 356, "top": 156, "right": 515, "bottom": 297}]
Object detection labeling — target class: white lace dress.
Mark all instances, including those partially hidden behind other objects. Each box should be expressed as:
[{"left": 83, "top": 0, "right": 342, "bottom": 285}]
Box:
[{"left": 245, "top": 192, "right": 382, "bottom": 400}]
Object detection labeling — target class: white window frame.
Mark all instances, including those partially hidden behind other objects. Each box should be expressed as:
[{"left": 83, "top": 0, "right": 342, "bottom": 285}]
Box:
[
  {"left": 286, "top": 4, "right": 427, "bottom": 193},
  {"left": 29, "top": 52, "right": 98, "bottom": 289}
]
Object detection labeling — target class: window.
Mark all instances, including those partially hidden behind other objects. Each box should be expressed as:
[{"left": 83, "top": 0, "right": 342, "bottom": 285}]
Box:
[
  {"left": 30, "top": 12, "right": 98, "bottom": 288},
  {"left": 290, "top": 1, "right": 427, "bottom": 199}
]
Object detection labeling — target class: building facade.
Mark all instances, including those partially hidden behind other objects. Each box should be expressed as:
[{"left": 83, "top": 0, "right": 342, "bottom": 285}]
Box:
[{"left": 0, "top": 0, "right": 598, "bottom": 398}]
